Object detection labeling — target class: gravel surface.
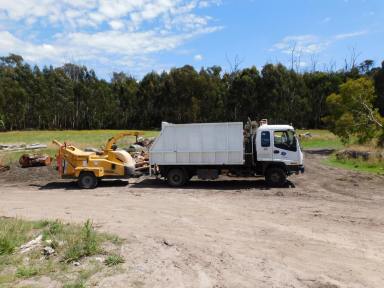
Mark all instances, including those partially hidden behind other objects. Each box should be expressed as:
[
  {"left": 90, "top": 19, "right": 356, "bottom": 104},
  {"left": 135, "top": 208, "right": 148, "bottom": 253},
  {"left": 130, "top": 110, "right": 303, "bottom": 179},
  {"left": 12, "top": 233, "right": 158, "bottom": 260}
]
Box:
[{"left": 0, "top": 153, "right": 383, "bottom": 288}]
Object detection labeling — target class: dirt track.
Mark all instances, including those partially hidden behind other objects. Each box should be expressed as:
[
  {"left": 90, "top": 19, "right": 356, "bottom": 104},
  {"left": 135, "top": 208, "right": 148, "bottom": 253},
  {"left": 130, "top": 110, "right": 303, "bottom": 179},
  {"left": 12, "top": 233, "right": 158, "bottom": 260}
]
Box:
[{"left": 1, "top": 153, "right": 384, "bottom": 288}]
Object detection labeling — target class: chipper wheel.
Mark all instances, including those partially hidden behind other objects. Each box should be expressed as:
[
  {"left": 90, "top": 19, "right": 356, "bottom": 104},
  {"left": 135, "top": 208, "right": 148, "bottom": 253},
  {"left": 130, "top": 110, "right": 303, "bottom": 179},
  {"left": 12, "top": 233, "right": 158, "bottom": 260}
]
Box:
[
  {"left": 265, "top": 167, "right": 287, "bottom": 187},
  {"left": 167, "top": 168, "right": 187, "bottom": 187},
  {"left": 78, "top": 172, "right": 97, "bottom": 189}
]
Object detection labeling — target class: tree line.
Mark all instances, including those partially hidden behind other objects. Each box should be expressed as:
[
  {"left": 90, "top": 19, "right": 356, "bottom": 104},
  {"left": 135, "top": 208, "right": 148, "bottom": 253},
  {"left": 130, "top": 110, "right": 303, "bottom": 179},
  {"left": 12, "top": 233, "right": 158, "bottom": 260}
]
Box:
[{"left": 0, "top": 54, "right": 383, "bottom": 131}]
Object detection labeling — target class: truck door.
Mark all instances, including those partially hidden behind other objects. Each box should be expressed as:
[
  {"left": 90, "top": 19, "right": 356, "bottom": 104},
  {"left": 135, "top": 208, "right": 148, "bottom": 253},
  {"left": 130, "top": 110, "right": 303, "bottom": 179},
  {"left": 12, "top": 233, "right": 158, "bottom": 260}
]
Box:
[
  {"left": 272, "top": 130, "right": 298, "bottom": 163},
  {"left": 256, "top": 130, "right": 273, "bottom": 161}
]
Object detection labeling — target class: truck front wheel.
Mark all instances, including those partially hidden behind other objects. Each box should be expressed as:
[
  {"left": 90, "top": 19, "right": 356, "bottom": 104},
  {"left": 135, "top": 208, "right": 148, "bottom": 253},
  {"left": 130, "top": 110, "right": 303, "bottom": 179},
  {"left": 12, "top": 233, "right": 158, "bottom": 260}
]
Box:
[
  {"left": 78, "top": 172, "right": 97, "bottom": 189},
  {"left": 265, "top": 167, "right": 286, "bottom": 187},
  {"left": 167, "top": 168, "right": 187, "bottom": 187}
]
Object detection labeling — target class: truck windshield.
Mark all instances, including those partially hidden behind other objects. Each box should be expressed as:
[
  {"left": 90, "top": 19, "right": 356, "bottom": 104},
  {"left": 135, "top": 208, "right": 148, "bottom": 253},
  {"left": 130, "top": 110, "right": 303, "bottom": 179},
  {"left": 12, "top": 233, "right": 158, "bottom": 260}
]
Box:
[{"left": 274, "top": 130, "right": 297, "bottom": 152}]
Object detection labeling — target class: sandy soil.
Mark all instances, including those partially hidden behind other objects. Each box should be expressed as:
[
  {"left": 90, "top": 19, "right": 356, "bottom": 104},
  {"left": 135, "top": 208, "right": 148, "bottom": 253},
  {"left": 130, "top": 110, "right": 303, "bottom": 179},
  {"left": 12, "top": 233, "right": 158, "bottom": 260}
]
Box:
[{"left": 0, "top": 153, "right": 383, "bottom": 288}]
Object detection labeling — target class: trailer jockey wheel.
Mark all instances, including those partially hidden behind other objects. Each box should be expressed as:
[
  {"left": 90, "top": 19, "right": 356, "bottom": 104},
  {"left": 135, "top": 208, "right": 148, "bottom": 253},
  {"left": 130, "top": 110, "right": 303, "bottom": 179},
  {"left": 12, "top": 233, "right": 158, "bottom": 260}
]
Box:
[
  {"left": 265, "top": 167, "right": 286, "bottom": 187},
  {"left": 167, "top": 168, "right": 187, "bottom": 187},
  {"left": 78, "top": 172, "right": 97, "bottom": 189}
]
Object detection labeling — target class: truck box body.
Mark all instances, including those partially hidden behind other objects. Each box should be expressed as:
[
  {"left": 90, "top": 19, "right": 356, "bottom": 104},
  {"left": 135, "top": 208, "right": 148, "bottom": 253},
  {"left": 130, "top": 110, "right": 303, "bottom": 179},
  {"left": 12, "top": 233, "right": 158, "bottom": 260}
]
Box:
[{"left": 150, "top": 122, "right": 244, "bottom": 165}]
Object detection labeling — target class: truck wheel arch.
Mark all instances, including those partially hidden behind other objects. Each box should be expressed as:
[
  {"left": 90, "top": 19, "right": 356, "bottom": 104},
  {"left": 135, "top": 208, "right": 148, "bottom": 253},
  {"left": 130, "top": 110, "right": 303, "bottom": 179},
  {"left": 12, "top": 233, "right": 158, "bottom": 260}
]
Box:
[{"left": 262, "top": 162, "right": 287, "bottom": 175}]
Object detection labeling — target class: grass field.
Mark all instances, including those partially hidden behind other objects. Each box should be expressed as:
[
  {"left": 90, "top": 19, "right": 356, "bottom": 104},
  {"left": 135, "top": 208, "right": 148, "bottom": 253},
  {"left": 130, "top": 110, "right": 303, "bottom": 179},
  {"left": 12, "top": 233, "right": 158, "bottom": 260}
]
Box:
[
  {"left": 324, "top": 155, "right": 384, "bottom": 175},
  {"left": 0, "top": 130, "right": 159, "bottom": 146},
  {"left": 297, "top": 129, "right": 343, "bottom": 149},
  {"left": 295, "top": 130, "right": 383, "bottom": 175}
]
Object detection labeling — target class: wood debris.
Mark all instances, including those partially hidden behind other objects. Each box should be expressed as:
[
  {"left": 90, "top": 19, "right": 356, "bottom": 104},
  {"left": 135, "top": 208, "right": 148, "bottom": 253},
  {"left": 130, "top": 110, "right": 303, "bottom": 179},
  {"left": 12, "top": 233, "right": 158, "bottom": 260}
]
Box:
[
  {"left": 0, "top": 143, "right": 47, "bottom": 151},
  {"left": 19, "top": 154, "right": 52, "bottom": 168},
  {"left": 126, "top": 137, "right": 155, "bottom": 174}
]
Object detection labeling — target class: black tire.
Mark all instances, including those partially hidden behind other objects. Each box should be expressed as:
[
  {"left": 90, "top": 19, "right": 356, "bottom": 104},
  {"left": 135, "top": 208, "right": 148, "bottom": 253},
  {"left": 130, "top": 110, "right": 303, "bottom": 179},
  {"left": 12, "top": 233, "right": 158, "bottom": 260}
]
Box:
[
  {"left": 167, "top": 168, "right": 187, "bottom": 187},
  {"left": 78, "top": 172, "right": 97, "bottom": 189},
  {"left": 265, "top": 167, "right": 287, "bottom": 187}
]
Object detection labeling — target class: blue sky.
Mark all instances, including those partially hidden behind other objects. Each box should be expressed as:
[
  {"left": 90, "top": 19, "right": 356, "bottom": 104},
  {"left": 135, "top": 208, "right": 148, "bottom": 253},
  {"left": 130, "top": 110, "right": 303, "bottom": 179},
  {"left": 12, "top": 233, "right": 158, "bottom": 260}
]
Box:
[{"left": 0, "top": 0, "right": 383, "bottom": 79}]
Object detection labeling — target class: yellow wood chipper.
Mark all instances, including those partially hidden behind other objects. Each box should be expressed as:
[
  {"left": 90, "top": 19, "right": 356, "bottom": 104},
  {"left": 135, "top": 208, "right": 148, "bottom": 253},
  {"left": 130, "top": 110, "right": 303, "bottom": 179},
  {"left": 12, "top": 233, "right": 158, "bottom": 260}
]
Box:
[{"left": 53, "top": 132, "right": 143, "bottom": 188}]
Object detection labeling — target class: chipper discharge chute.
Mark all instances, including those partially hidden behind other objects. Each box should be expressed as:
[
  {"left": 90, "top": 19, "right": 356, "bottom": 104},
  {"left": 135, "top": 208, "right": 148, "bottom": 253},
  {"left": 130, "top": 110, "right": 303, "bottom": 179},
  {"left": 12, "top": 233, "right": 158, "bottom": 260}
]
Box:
[{"left": 53, "top": 131, "right": 143, "bottom": 189}]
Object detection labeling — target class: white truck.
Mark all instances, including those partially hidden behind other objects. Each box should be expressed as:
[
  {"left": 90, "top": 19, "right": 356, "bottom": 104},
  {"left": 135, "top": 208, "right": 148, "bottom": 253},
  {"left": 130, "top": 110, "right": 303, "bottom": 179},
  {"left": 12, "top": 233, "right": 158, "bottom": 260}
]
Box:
[{"left": 149, "top": 120, "right": 304, "bottom": 187}]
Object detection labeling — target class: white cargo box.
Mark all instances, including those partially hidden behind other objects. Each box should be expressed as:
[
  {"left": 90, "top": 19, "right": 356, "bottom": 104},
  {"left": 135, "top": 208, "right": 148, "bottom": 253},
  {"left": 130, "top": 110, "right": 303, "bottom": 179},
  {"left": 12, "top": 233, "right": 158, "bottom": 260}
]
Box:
[{"left": 149, "top": 122, "right": 244, "bottom": 165}]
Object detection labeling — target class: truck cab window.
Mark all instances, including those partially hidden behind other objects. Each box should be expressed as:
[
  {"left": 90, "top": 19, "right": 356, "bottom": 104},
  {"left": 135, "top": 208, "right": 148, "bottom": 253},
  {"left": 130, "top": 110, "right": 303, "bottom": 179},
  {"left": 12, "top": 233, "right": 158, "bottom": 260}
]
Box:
[
  {"left": 261, "top": 131, "right": 270, "bottom": 147},
  {"left": 274, "top": 130, "right": 297, "bottom": 151}
]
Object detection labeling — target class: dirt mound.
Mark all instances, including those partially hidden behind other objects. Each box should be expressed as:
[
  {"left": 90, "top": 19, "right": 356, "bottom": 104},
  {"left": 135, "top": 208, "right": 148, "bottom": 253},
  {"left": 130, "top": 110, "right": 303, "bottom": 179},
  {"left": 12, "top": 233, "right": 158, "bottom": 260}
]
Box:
[{"left": 0, "top": 163, "right": 60, "bottom": 184}]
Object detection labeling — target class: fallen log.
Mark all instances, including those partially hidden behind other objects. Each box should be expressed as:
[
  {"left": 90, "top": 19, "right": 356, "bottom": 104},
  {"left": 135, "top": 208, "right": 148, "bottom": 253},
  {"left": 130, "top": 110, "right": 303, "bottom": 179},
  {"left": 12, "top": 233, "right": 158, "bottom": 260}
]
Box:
[
  {"left": 0, "top": 164, "right": 10, "bottom": 173},
  {"left": 19, "top": 154, "right": 52, "bottom": 168}
]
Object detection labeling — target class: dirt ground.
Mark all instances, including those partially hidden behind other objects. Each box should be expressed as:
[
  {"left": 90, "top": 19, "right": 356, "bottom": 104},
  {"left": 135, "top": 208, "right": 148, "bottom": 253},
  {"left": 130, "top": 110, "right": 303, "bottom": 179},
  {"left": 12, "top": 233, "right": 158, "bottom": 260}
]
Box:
[{"left": 0, "top": 153, "right": 383, "bottom": 288}]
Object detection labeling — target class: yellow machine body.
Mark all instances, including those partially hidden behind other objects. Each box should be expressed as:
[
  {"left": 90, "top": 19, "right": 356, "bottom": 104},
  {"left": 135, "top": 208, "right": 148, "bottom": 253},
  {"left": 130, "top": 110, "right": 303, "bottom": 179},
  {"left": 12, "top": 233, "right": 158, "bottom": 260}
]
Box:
[{"left": 53, "top": 132, "right": 142, "bottom": 187}]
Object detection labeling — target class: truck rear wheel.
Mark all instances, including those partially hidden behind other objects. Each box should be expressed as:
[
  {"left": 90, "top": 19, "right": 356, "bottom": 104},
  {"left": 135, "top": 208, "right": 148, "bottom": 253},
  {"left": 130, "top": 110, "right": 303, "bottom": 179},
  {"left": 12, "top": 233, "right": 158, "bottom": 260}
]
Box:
[
  {"left": 167, "top": 168, "right": 187, "bottom": 187},
  {"left": 78, "top": 172, "right": 97, "bottom": 189},
  {"left": 265, "top": 167, "right": 286, "bottom": 187}
]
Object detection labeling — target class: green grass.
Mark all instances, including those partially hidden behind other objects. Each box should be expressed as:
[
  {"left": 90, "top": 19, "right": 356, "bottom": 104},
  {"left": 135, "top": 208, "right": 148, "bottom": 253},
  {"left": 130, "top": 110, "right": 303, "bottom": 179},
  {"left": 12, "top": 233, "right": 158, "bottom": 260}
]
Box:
[
  {"left": 297, "top": 129, "right": 343, "bottom": 149},
  {"left": 63, "top": 281, "right": 86, "bottom": 288},
  {"left": 16, "top": 266, "right": 39, "bottom": 278},
  {"left": 0, "top": 218, "right": 125, "bottom": 287},
  {"left": 63, "top": 220, "right": 101, "bottom": 263},
  {"left": 0, "top": 129, "right": 159, "bottom": 165},
  {"left": 297, "top": 130, "right": 384, "bottom": 174},
  {"left": 0, "top": 218, "right": 36, "bottom": 255},
  {"left": 324, "top": 155, "right": 384, "bottom": 175},
  {"left": 104, "top": 254, "right": 125, "bottom": 267},
  {"left": 0, "top": 129, "right": 158, "bottom": 145}
]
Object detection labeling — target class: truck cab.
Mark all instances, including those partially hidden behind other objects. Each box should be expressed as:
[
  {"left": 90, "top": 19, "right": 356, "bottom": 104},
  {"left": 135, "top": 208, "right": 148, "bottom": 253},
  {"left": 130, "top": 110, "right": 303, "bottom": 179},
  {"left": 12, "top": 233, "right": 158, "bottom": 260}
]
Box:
[{"left": 255, "top": 124, "right": 304, "bottom": 185}]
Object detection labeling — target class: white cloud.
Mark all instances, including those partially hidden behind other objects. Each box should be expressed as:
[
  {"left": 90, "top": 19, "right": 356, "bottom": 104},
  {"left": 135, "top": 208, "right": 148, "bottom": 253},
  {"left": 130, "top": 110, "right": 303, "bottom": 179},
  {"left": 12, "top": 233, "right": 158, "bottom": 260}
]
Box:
[
  {"left": 333, "top": 30, "right": 368, "bottom": 40},
  {"left": 199, "top": 0, "right": 222, "bottom": 8},
  {"left": 0, "top": 31, "right": 64, "bottom": 62},
  {"left": 271, "top": 30, "right": 369, "bottom": 55},
  {"left": 194, "top": 54, "right": 203, "bottom": 61},
  {"left": 109, "top": 20, "right": 125, "bottom": 30},
  {"left": 321, "top": 17, "right": 331, "bottom": 23},
  {"left": 271, "top": 35, "right": 329, "bottom": 54},
  {"left": 0, "top": 0, "right": 222, "bottom": 77}
]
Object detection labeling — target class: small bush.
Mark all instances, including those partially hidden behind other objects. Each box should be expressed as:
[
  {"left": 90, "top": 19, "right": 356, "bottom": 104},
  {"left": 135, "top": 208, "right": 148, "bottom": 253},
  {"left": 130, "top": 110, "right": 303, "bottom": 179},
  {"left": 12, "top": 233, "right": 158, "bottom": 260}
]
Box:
[
  {"left": 63, "top": 281, "right": 85, "bottom": 288},
  {"left": 0, "top": 237, "right": 14, "bottom": 255},
  {"left": 104, "top": 254, "right": 125, "bottom": 267},
  {"left": 48, "top": 221, "right": 64, "bottom": 235},
  {"left": 16, "top": 266, "right": 39, "bottom": 278},
  {"left": 0, "top": 218, "right": 34, "bottom": 255},
  {"left": 63, "top": 220, "right": 101, "bottom": 263},
  {"left": 105, "top": 234, "right": 123, "bottom": 245},
  {"left": 42, "top": 220, "right": 64, "bottom": 241},
  {"left": 32, "top": 220, "right": 50, "bottom": 229}
]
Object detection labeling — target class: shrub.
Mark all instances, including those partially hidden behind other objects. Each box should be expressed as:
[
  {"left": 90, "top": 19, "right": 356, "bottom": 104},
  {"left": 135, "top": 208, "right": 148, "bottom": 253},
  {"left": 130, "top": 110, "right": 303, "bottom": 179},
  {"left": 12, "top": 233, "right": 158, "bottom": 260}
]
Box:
[
  {"left": 104, "top": 254, "right": 125, "bottom": 267},
  {"left": 0, "top": 218, "right": 33, "bottom": 255},
  {"left": 16, "top": 266, "right": 39, "bottom": 278},
  {"left": 63, "top": 220, "right": 101, "bottom": 263},
  {"left": 63, "top": 281, "right": 85, "bottom": 288}
]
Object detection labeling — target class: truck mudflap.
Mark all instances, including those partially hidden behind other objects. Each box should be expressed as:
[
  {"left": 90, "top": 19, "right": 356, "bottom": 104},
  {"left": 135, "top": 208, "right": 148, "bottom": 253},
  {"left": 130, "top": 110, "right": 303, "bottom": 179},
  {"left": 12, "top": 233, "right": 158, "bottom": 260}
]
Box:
[{"left": 287, "top": 165, "right": 305, "bottom": 175}]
